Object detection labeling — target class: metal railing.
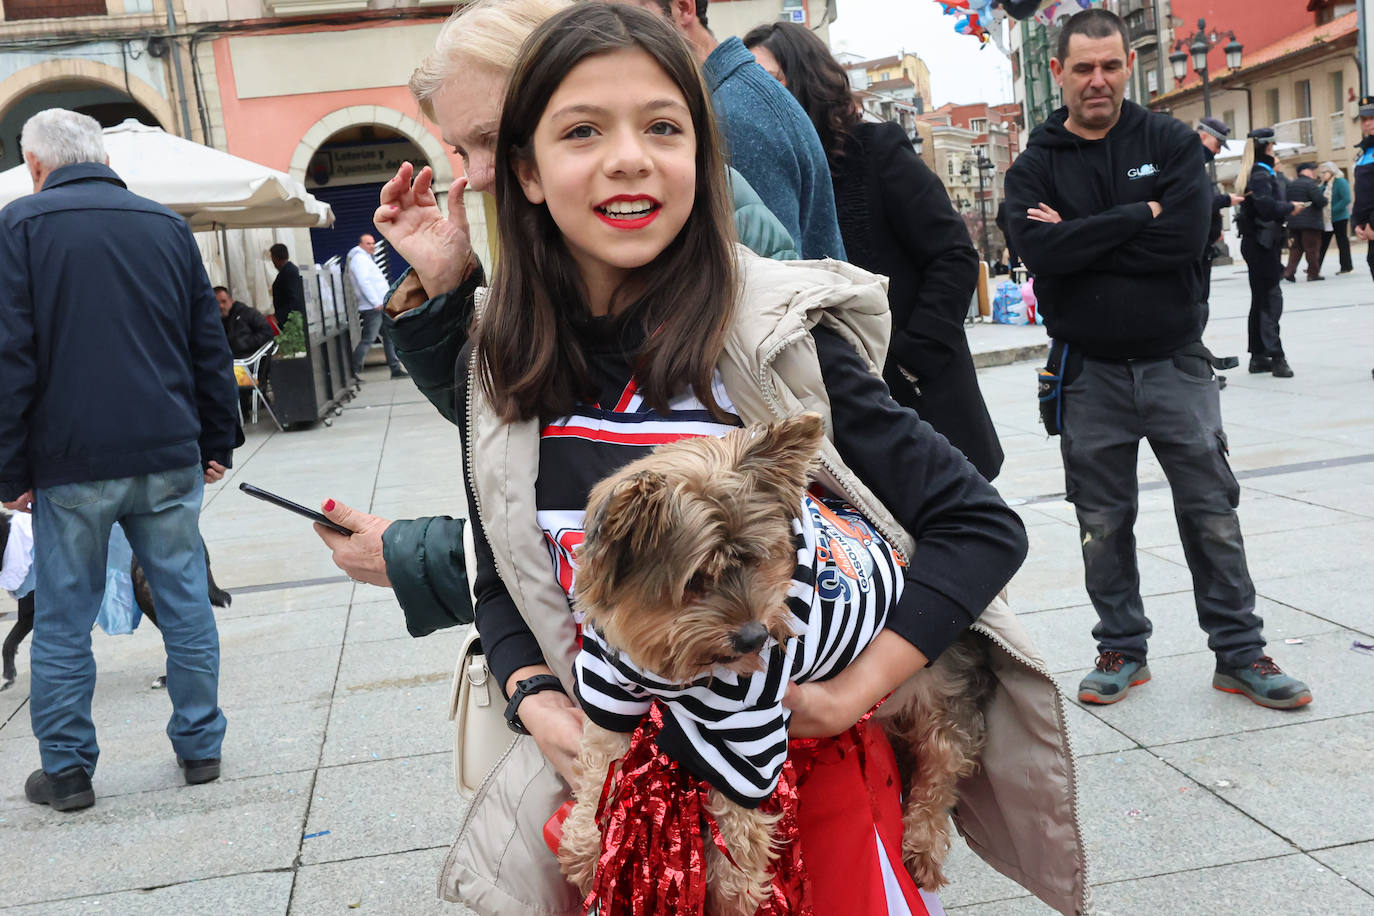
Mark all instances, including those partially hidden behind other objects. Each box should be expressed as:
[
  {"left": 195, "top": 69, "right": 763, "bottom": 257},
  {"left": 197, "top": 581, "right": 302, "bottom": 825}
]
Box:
[{"left": 1272, "top": 116, "right": 1315, "bottom": 148}]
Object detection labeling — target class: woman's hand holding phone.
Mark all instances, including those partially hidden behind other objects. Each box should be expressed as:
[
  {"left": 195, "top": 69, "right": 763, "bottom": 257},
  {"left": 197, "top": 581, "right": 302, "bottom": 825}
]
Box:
[{"left": 314, "top": 499, "right": 394, "bottom": 587}]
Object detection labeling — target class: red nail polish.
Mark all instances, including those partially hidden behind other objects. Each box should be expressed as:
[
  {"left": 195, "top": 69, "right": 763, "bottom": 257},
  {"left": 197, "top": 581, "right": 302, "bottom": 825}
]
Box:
[{"left": 324, "top": 499, "right": 335, "bottom": 512}]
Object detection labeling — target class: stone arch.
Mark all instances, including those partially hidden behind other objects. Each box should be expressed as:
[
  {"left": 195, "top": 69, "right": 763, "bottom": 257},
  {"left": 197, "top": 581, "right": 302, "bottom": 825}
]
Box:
[
  {"left": 288, "top": 105, "right": 453, "bottom": 189},
  {"left": 0, "top": 59, "right": 176, "bottom": 135}
]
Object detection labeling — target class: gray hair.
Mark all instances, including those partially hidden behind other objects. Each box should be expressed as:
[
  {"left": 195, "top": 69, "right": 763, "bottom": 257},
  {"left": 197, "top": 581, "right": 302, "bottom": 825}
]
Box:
[
  {"left": 409, "top": 0, "right": 571, "bottom": 121},
  {"left": 20, "top": 109, "right": 106, "bottom": 170}
]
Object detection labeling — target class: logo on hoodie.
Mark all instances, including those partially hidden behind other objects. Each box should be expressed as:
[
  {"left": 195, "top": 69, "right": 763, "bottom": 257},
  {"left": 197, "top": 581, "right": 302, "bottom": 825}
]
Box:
[{"left": 1128, "top": 163, "right": 1160, "bottom": 180}]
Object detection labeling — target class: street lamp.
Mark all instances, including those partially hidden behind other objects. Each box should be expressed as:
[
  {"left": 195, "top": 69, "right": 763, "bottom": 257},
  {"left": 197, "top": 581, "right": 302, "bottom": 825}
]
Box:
[
  {"left": 960, "top": 152, "right": 997, "bottom": 264},
  {"left": 1169, "top": 18, "right": 1243, "bottom": 122}
]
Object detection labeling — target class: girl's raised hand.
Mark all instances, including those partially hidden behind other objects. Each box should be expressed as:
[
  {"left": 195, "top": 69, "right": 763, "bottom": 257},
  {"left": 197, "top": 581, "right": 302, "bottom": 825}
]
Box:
[{"left": 374, "top": 162, "right": 474, "bottom": 297}]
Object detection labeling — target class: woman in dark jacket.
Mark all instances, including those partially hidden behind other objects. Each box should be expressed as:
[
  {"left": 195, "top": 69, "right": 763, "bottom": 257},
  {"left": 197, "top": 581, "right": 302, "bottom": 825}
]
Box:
[
  {"left": 742, "top": 22, "right": 1003, "bottom": 481},
  {"left": 1235, "top": 129, "right": 1302, "bottom": 378}
]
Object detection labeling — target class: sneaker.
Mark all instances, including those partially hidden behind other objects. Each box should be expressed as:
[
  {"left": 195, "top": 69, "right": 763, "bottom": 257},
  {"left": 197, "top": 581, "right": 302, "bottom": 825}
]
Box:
[
  {"left": 25, "top": 766, "right": 95, "bottom": 811},
  {"left": 1248, "top": 356, "right": 1273, "bottom": 374},
  {"left": 1309, "top": 276, "right": 1325, "bottom": 282},
  {"left": 1217, "top": 374, "right": 1228, "bottom": 390},
  {"left": 1271, "top": 358, "right": 1294, "bottom": 378},
  {"left": 177, "top": 755, "right": 221, "bottom": 785},
  {"left": 1213, "top": 656, "right": 1311, "bottom": 709},
  {"left": 150, "top": 674, "right": 166, "bottom": 689},
  {"left": 1337, "top": 268, "right": 1354, "bottom": 275},
  {"left": 1283, "top": 275, "right": 1296, "bottom": 283},
  {"left": 1078, "top": 651, "right": 1151, "bottom": 705},
  {"left": 390, "top": 367, "right": 410, "bottom": 379}
]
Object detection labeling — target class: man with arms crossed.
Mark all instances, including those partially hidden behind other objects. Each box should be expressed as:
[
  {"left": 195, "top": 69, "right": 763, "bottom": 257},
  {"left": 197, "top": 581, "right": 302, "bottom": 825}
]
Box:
[{"left": 1005, "top": 10, "right": 1310, "bottom": 710}]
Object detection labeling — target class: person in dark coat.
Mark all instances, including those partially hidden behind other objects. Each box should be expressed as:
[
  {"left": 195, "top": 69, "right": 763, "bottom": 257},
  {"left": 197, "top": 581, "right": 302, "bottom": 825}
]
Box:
[
  {"left": 742, "top": 21, "right": 1003, "bottom": 480},
  {"left": 215, "top": 286, "right": 274, "bottom": 358},
  {"left": 1281, "top": 161, "right": 1326, "bottom": 282},
  {"left": 1236, "top": 129, "right": 1302, "bottom": 378},
  {"left": 0, "top": 109, "right": 240, "bottom": 809},
  {"left": 1349, "top": 96, "right": 1374, "bottom": 285},
  {"left": 269, "top": 243, "right": 306, "bottom": 328},
  {"left": 1195, "top": 118, "right": 1243, "bottom": 309}
]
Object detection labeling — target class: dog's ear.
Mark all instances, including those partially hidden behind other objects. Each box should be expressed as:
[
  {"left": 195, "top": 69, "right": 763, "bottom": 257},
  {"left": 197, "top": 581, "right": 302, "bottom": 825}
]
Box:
[
  {"left": 734, "top": 412, "right": 825, "bottom": 503},
  {"left": 583, "top": 469, "right": 674, "bottom": 582}
]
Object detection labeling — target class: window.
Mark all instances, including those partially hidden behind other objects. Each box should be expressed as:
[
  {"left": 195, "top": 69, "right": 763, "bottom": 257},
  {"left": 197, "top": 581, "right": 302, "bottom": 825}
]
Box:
[
  {"left": 1146, "top": 70, "right": 1159, "bottom": 94},
  {"left": 1266, "top": 88, "right": 1281, "bottom": 126},
  {"left": 3, "top": 0, "right": 105, "bottom": 16},
  {"left": 1222, "top": 109, "right": 1236, "bottom": 134},
  {"left": 1295, "top": 79, "right": 1313, "bottom": 145},
  {"left": 1331, "top": 71, "right": 1345, "bottom": 111}
]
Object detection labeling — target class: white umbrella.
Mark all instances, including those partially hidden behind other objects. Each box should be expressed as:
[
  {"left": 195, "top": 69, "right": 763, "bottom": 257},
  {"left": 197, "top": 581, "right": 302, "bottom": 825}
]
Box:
[{"left": 0, "top": 119, "right": 333, "bottom": 230}]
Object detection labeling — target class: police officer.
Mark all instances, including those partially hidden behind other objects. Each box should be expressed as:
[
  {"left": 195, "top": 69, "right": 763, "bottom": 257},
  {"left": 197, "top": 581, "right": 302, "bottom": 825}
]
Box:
[
  {"left": 1236, "top": 127, "right": 1303, "bottom": 378},
  {"left": 1350, "top": 97, "right": 1374, "bottom": 282}
]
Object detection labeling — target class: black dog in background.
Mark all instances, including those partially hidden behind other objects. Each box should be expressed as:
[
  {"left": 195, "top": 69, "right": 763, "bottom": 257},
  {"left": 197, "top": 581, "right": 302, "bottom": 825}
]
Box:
[{"left": 0, "top": 513, "right": 230, "bottom": 690}]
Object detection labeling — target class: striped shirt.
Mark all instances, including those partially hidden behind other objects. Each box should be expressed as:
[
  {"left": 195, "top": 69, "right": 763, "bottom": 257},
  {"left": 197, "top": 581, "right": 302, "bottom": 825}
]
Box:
[
  {"left": 575, "top": 493, "right": 906, "bottom": 807},
  {"left": 536, "top": 374, "right": 742, "bottom": 618}
]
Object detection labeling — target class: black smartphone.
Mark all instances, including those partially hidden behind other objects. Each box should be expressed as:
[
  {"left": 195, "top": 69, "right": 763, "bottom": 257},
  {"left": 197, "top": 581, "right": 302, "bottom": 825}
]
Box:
[{"left": 238, "top": 483, "right": 353, "bottom": 536}]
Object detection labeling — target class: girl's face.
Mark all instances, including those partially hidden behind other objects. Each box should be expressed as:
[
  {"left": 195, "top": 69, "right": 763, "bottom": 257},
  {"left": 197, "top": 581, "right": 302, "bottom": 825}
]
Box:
[{"left": 514, "top": 47, "right": 697, "bottom": 313}]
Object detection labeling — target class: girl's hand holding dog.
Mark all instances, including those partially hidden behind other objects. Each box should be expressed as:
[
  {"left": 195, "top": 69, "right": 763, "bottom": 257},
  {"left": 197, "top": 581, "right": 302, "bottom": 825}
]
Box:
[
  {"left": 507, "top": 666, "right": 586, "bottom": 784},
  {"left": 784, "top": 632, "right": 929, "bottom": 737},
  {"left": 314, "top": 499, "right": 392, "bottom": 587}
]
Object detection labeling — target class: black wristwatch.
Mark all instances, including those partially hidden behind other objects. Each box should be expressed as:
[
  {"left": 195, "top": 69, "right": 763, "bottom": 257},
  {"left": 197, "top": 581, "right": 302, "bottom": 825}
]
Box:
[{"left": 504, "top": 674, "right": 567, "bottom": 735}]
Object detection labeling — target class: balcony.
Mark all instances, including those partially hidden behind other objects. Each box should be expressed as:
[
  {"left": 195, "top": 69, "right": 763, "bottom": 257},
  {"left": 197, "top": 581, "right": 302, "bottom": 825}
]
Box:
[
  {"left": 1123, "top": 7, "right": 1157, "bottom": 47},
  {"left": 3, "top": 0, "right": 106, "bottom": 18},
  {"left": 1273, "top": 117, "right": 1316, "bottom": 150}
]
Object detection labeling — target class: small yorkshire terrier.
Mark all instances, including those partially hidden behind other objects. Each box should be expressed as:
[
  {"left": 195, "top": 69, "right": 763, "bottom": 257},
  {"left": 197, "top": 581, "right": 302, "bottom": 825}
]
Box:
[{"left": 559, "top": 413, "right": 994, "bottom": 915}]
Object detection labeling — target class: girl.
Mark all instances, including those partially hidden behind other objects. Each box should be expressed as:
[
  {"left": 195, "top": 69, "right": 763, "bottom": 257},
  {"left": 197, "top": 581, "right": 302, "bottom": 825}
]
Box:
[
  {"left": 741, "top": 21, "right": 1002, "bottom": 481},
  {"left": 1235, "top": 130, "right": 1301, "bottom": 378},
  {"left": 441, "top": 5, "right": 1085, "bottom": 916}
]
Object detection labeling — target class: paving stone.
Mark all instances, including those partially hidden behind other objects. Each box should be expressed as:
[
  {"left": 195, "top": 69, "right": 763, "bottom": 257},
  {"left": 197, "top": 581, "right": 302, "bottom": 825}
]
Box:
[
  {"left": 321, "top": 681, "right": 452, "bottom": 767},
  {"left": 0, "top": 771, "right": 310, "bottom": 906},
  {"left": 2, "top": 871, "right": 294, "bottom": 915},
  {"left": 1144, "top": 519, "right": 1374, "bottom": 581},
  {"left": 211, "top": 582, "right": 354, "bottom": 622},
  {"left": 1256, "top": 568, "right": 1374, "bottom": 637},
  {"left": 1008, "top": 521, "right": 1195, "bottom": 614},
  {"left": 1073, "top": 749, "right": 1292, "bottom": 884},
  {"left": 1016, "top": 592, "right": 1338, "bottom": 674},
  {"left": 290, "top": 846, "right": 469, "bottom": 915},
  {"left": 939, "top": 834, "right": 1044, "bottom": 909},
  {"left": 1313, "top": 842, "right": 1374, "bottom": 896},
  {"left": 0, "top": 697, "right": 328, "bottom": 806},
  {"left": 334, "top": 628, "right": 463, "bottom": 695},
  {"left": 343, "top": 598, "right": 414, "bottom": 645},
  {"left": 1158, "top": 714, "right": 1374, "bottom": 851},
  {"left": 1061, "top": 702, "right": 1136, "bottom": 758},
  {"left": 1056, "top": 630, "right": 1374, "bottom": 747},
  {"left": 301, "top": 752, "right": 464, "bottom": 865},
  {"left": 945, "top": 896, "right": 1055, "bottom": 914}
]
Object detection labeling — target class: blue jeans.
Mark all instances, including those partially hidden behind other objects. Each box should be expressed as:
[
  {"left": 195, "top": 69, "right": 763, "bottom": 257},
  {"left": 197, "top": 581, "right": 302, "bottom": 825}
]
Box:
[
  {"left": 352, "top": 307, "right": 399, "bottom": 375},
  {"left": 31, "top": 465, "right": 225, "bottom": 775}
]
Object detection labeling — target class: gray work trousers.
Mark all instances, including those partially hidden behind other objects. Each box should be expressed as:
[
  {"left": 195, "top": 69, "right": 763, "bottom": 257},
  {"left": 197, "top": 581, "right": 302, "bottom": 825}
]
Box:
[{"left": 1059, "top": 355, "right": 1265, "bottom": 668}]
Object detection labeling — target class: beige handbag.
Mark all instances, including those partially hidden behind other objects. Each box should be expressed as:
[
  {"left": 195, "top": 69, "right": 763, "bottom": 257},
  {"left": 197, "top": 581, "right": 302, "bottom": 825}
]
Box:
[
  {"left": 448, "top": 518, "right": 517, "bottom": 798},
  {"left": 448, "top": 626, "right": 516, "bottom": 798}
]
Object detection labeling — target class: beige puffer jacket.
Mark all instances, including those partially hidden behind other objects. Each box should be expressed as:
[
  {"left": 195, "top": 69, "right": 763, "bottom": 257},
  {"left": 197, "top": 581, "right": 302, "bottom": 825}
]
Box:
[{"left": 444, "top": 248, "right": 1090, "bottom": 915}]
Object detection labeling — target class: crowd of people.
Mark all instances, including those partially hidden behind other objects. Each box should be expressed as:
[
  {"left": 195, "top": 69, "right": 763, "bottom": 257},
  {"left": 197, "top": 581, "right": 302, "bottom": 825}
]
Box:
[{"left": 0, "top": 3, "right": 1360, "bottom": 913}]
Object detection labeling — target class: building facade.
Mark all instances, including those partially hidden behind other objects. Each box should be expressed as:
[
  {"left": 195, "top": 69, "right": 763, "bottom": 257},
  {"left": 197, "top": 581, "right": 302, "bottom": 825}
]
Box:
[{"left": 1150, "top": 10, "right": 1360, "bottom": 188}]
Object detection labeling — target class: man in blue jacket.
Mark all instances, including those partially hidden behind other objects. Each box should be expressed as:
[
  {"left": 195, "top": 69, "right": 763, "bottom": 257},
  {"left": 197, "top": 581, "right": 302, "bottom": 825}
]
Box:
[
  {"left": 0, "top": 109, "right": 240, "bottom": 811},
  {"left": 636, "top": 0, "right": 846, "bottom": 260}
]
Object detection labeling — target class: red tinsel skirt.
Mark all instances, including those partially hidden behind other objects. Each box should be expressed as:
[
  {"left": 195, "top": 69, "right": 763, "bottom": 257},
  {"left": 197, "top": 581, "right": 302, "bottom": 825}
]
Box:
[
  {"left": 792, "top": 720, "right": 936, "bottom": 916},
  {"left": 572, "top": 704, "right": 942, "bottom": 916}
]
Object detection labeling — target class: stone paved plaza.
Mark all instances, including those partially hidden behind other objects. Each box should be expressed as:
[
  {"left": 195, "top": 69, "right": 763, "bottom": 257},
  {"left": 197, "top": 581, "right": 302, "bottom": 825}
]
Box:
[{"left": 1, "top": 258, "right": 1371, "bottom": 914}]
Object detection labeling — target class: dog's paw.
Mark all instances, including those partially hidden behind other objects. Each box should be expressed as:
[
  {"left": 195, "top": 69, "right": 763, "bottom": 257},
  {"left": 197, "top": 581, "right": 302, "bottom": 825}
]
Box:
[{"left": 904, "top": 852, "right": 948, "bottom": 891}]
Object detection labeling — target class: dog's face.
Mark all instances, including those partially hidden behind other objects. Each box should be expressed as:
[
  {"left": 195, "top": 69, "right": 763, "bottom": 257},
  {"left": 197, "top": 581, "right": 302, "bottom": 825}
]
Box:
[{"left": 576, "top": 413, "right": 826, "bottom": 685}]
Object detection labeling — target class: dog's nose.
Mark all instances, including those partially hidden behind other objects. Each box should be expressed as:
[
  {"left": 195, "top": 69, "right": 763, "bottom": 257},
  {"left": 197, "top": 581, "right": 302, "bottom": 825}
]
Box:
[{"left": 730, "top": 622, "right": 769, "bottom": 655}]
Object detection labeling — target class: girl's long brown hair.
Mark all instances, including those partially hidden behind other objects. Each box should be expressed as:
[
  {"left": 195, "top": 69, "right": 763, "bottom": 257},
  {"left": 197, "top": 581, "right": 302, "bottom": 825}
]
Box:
[
  {"left": 742, "top": 21, "right": 859, "bottom": 168},
  {"left": 476, "top": 3, "right": 738, "bottom": 424}
]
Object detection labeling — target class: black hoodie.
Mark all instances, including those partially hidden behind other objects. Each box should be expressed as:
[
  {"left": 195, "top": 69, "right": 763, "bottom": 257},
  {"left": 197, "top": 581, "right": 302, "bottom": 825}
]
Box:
[{"left": 1005, "top": 101, "right": 1210, "bottom": 358}]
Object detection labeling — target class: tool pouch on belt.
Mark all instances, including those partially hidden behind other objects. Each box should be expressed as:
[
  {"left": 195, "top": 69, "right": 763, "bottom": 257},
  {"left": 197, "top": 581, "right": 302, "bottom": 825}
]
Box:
[{"left": 1037, "top": 339, "right": 1068, "bottom": 437}]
